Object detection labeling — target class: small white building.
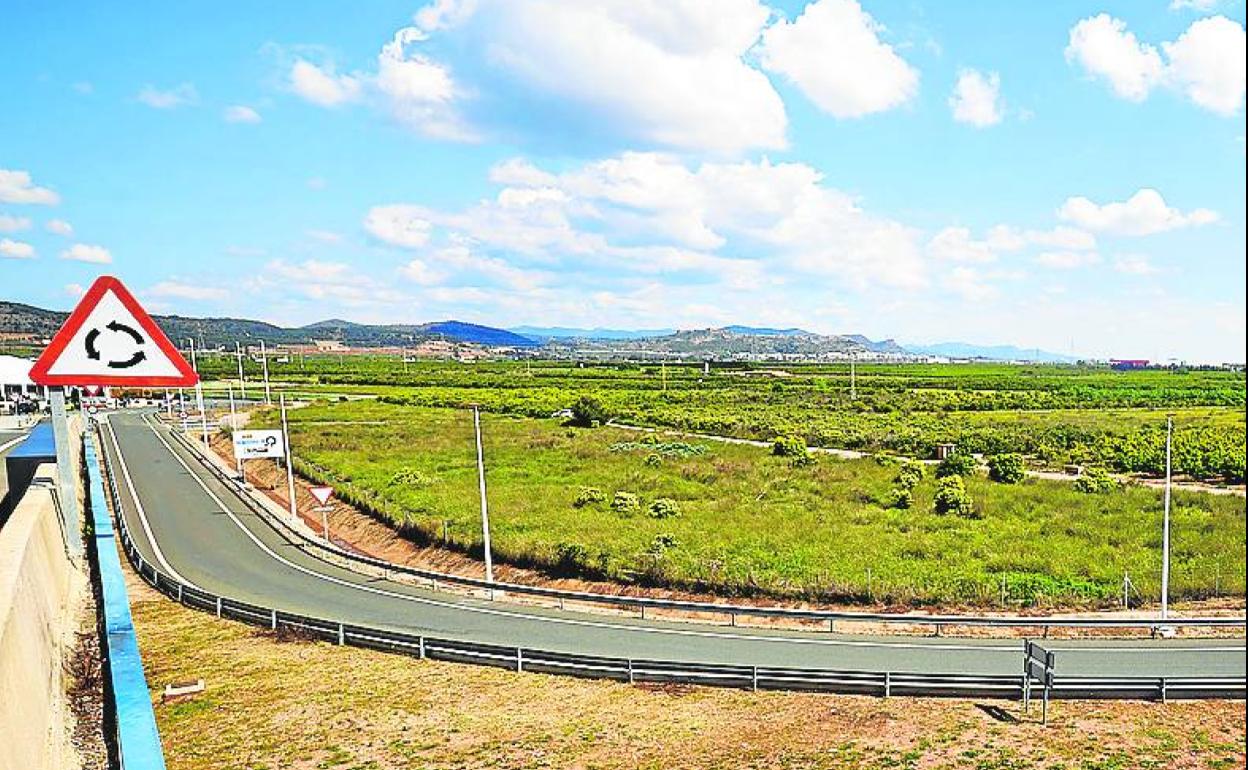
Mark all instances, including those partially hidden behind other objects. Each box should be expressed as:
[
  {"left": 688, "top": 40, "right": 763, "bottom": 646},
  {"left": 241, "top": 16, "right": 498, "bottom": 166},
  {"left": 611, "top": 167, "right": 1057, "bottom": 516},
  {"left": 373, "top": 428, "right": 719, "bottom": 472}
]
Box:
[{"left": 0, "top": 355, "right": 49, "bottom": 413}]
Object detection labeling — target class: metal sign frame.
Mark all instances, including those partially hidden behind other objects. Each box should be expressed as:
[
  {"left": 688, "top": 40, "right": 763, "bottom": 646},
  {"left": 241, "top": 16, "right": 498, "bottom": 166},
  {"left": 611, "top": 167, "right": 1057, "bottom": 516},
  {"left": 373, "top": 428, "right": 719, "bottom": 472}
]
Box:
[{"left": 30, "top": 275, "right": 199, "bottom": 387}]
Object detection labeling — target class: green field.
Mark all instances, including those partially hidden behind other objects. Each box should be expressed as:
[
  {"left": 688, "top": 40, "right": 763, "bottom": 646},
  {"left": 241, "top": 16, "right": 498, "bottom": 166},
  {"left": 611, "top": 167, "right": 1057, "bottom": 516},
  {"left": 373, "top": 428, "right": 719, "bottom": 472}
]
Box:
[
  {"left": 259, "top": 399, "right": 1246, "bottom": 607},
  {"left": 201, "top": 356, "right": 1247, "bottom": 482}
]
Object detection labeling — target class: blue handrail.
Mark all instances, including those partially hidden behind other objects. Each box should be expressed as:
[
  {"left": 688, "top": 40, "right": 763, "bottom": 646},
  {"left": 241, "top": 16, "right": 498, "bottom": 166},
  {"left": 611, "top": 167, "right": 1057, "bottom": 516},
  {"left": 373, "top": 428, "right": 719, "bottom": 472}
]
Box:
[{"left": 84, "top": 432, "right": 167, "bottom": 770}]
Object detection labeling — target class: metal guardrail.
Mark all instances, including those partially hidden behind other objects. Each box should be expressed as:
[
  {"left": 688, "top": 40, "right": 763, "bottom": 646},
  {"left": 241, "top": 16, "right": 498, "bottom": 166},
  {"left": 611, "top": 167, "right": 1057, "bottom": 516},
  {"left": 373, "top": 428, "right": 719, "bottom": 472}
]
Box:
[
  {"left": 164, "top": 421, "right": 1247, "bottom": 634},
  {"left": 104, "top": 422, "right": 1246, "bottom": 700}
]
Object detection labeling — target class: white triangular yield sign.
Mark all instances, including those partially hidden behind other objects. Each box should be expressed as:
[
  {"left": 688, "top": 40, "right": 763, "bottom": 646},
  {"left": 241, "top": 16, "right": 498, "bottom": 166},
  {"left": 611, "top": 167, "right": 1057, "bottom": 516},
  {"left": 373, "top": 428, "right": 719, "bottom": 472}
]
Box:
[
  {"left": 30, "top": 276, "right": 198, "bottom": 387},
  {"left": 309, "top": 486, "right": 334, "bottom": 506}
]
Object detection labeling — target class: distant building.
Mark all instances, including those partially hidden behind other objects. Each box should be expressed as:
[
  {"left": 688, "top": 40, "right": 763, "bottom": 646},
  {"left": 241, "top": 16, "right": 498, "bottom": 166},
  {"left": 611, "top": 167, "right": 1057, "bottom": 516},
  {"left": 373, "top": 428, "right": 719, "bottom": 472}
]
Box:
[
  {"left": 1110, "top": 359, "right": 1149, "bottom": 370},
  {"left": 0, "top": 355, "right": 49, "bottom": 414}
]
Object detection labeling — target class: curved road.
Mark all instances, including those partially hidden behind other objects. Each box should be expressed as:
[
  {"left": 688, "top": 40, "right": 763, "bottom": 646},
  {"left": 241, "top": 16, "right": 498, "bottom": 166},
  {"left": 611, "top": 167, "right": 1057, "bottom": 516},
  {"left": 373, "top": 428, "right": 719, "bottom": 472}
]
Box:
[{"left": 99, "top": 411, "right": 1245, "bottom": 684}]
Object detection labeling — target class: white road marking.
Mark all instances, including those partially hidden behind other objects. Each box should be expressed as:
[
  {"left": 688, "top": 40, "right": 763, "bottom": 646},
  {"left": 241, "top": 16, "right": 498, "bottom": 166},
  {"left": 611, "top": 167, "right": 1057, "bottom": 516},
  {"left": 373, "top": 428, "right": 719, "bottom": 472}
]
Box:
[{"left": 104, "top": 417, "right": 203, "bottom": 590}]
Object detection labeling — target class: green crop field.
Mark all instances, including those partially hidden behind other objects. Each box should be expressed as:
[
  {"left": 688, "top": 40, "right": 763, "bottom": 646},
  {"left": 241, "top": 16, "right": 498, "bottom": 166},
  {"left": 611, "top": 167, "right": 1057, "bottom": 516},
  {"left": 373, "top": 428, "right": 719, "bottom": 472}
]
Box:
[
  {"left": 253, "top": 399, "right": 1246, "bottom": 608},
  {"left": 201, "top": 355, "right": 1247, "bottom": 483}
]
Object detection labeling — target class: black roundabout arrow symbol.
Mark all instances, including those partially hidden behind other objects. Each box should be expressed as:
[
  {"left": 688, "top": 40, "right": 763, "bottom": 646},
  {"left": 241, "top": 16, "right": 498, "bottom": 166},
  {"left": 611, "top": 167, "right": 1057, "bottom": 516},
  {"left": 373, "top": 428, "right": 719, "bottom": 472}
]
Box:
[
  {"left": 107, "top": 350, "right": 147, "bottom": 369},
  {"left": 106, "top": 319, "right": 145, "bottom": 345},
  {"left": 85, "top": 328, "right": 101, "bottom": 360}
]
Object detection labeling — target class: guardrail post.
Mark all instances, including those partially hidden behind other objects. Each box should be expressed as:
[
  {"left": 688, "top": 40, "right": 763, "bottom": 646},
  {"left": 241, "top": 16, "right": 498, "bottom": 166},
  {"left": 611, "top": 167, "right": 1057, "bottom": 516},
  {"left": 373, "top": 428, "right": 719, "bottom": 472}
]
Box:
[
  {"left": 884, "top": 671, "right": 891, "bottom": 698},
  {"left": 934, "top": 622, "right": 942, "bottom": 637},
  {"left": 338, "top": 623, "right": 345, "bottom": 646},
  {"left": 730, "top": 612, "right": 736, "bottom": 627},
  {"left": 751, "top": 666, "right": 758, "bottom": 692},
  {"left": 418, "top": 636, "right": 426, "bottom": 660},
  {"left": 517, "top": 648, "right": 524, "bottom": 673},
  {"left": 177, "top": 584, "right": 183, "bottom": 603},
  {"left": 215, "top": 596, "right": 222, "bottom": 618},
  {"left": 1160, "top": 677, "right": 1167, "bottom": 704},
  {"left": 828, "top": 618, "right": 834, "bottom": 633},
  {"left": 627, "top": 659, "right": 634, "bottom": 685},
  {"left": 640, "top": 605, "right": 646, "bottom": 620},
  {"left": 270, "top": 609, "right": 277, "bottom": 631}
]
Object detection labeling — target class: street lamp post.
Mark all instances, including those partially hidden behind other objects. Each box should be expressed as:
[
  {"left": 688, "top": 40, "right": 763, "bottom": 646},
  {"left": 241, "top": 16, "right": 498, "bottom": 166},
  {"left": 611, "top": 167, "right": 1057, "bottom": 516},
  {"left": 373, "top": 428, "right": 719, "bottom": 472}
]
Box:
[
  {"left": 472, "top": 405, "right": 495, "bottom": 595},
  {"left": 1160, "top": 416, "right": 1173, "bottom": 620}
]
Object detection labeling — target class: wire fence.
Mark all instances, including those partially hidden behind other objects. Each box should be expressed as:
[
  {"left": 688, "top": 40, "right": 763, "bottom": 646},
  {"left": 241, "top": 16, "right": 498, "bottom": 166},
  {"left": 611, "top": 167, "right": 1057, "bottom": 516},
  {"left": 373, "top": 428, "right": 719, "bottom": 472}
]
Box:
[{"left": 102, "top": 422, "right": 1246, "bottom": 701}]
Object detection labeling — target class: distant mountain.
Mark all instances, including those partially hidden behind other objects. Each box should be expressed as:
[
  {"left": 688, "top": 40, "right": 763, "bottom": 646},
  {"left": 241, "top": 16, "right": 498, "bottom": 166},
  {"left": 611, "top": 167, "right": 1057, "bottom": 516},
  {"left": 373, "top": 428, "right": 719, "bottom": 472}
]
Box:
[
  {"left": 510, "top": 326, "right": 676, "bottom": 340},
  {"left": 721, "top": 325, "right": 809, "bottom": 337},
  {"left": 421, "top": 321, "right": 538, "bottom": 347},
  {"left": 843, "top": 334, "right": 909, "bottom": 355},
  {"left": 0, "top": 301, "right": 535, "bottom": 350},
  {"left": 905, "top": 342, "right": 1075, "bottom": 363}
]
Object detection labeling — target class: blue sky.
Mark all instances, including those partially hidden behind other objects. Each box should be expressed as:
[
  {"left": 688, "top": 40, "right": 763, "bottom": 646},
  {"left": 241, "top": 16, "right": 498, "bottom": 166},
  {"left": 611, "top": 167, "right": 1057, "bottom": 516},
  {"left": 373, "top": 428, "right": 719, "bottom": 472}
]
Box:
[{"left": 1, "top": 0, "right": 1244, "bottom": 361}]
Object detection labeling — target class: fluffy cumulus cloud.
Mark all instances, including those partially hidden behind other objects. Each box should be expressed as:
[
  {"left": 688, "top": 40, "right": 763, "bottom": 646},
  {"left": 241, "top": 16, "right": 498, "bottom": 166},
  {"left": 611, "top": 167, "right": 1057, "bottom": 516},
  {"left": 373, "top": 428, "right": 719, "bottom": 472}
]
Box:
[
  {"left": 0, "top": 213, "right": 32, "bottom": 232},
  {"left": 223, "top": 105, "right": 262, "bottom": 123},
  {"left": 290, "top": 60, "right": 364, "bottom": 107},
  {"left": 1066, "top": 14, "right": 1245, "bottom": 115},
  {"left": 1058, "top": 188, "right": 1218, "bottom": 235},
  {"left": 136, "top": 82, "right": 199, "bottom": 109},
  {"left": 1, "top": 238, "right": 36, "bottom": 259},
  {"left": 0, "top": 169, "right": 60, "bottom": 205},
  {"left": 948, "top": 69, "right": 1003, "bottom": 127},
  {"left": 927, "top": 224, "right": 1096, "bottom": 264},
  {"left": 148, "top": 281, "right": 229, "bottom": 301},
  {"left": 45, "top": 219, "right": 73, "bottom": 236},
  {"left": 757, "top": 0, "right": 918, "bottom": 119},
  {"left": 250, "top": 259, "right": 411, "bottom": 306},
  {"left": 60, "top": 243, "right": 113, "bottom": 264}
]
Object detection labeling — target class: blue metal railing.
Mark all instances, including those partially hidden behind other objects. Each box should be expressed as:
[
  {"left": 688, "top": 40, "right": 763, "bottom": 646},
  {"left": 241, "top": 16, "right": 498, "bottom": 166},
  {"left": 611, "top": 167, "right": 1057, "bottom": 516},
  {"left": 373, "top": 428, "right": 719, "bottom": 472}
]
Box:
[{"left": 84, "top": 432, "right": 167, "bottom": 769}]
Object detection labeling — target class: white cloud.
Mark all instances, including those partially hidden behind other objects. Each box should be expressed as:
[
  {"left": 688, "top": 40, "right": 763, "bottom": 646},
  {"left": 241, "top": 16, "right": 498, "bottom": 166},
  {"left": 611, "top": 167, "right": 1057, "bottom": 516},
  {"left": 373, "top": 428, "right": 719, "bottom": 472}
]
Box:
[
  {"left": 942, "top": 266, "right": 996, "bottom": 300},
  {"left": 257, "top": 259, "right": 410, "bottom": 305},
  {"left": 480, "top": 0, "right": 786, "bottom": 151},
  {"left": 1163, "top": 16, "right": 1246, "bottom": 116},
  {"left": 290, "top": 59, "right": 363, "bottom": 107},
  {"left": 0, "top": 213, "right": 31, "bottom": 232},
  {"left": 1113, "top": 255, "right": 1160, "bottom": 275},
  {"left": 1058, "top": 188, "right": 1218, "bottom": 235},
  {"left": 1066, "top": 14, "right": 1245, "bottom": 115},
  {"left": 223, "top": 105, "right": 262, "bottom": 123},
  {"left": 399, "top": 258, "right": 445, "bottom": 285},
  {"left": 949, "top": 68, "right": 1003, "bottom": 127},
  {"left": 64, "top": 283, "right": 85, "bottom": 298},
  {"left": 0, "top": 238, "right": 35, "bottom": 259},
  {"left": 0, "top": 169, "right": 60, "bottom": 205},
  {"left": 45, "top": 218, "right": 73, "bottom": 236},
  {"left": 758, "top": 0, "right": 918, "bottom": 119},
  {"left": 1170, "top": 0, "right": 1218, "bottom": 11},
  {"left": 928, "top": 224, "right": 1096, "bottom": 263},
  {"left": 60, "top": 243, "right": 113, "bottom": 264},
  {"left": 928, "top": 227, "right": 996, "bottom": 263},
  {"left": 148, "top": 281, "right": 229, "bottom": 301},
  {"left": 364, "top": 205, "right": 434, "bottom": 248},
  {"left": 1035, "top": 250, "right": 1101, "bottom": 269},
  {"left": 488, "top": 158, "right": 557, "bottom": 187},
  {"left": 375, "top": 27, "right": 472, "bottom": 140},
  {"left": 136, "top": 82, "right": 199, "bottom": 109}
]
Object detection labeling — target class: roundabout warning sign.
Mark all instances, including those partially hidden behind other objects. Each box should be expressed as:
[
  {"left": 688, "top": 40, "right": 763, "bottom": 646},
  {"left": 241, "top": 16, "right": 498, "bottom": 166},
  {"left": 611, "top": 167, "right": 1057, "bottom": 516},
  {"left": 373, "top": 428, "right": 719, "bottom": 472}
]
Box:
[{"left": 30, "top": 276, "right": 198, "bottom": 387}]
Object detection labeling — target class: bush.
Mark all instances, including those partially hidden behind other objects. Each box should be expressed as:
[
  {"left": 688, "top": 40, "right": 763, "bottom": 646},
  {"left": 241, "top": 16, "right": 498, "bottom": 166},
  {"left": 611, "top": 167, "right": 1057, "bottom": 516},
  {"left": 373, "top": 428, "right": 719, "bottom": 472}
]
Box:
[
  {"left": 611, "top": 491, "right": 641, "bottom": 515},
  {"left": 987, "top": 453, "right": 1026, "bottom": 484},
  {"left": 895, "top": 461, "right": 927, "bottom": 489},
  {"left": 936, "top": 452, "right": 978, "bottom": 478},
  {"left": 1073, "top": 467, "right": 1117, "bottom": 494},
  {"left": 572, "top": 486, "right": 606, "bottom": 508},
  {"left": 934, "top": 475, "right": 976, "bottom": 517},
  {"left": 569, "top": 395, "right": 608, "bottom": 427},
  {"left": 647, "top": 498, "right": 681, "bottom": 519},
  {"left": 644, "top": 453, "right": 663, "bottom": 467},
  {"left": 885, "top": 487, "right": 913, "bottom": 509},
  {"left": 772, "top": 435, "right": 809, "bottom": 458},
  {"left": 554, "top": 542, "right": 589, "bottom": 571},
  {"left": 648, "top": 533, "right": 679, "bottom": 555},
  {"left": 789, "top": 453, "right": 817, "bottom": 468},
  {"left": 390, "top": 467, "right": 435, "bottom": 486}
]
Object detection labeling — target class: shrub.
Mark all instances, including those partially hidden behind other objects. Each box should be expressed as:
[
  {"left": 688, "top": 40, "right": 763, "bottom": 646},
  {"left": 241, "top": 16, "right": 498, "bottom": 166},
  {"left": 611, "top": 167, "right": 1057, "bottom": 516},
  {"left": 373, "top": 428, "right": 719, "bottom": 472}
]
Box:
[
  {"left": 572, "top": 486, "right": 606, "bottom": 508},
  {"left": 772, "top": 435, "right": 809, "bottom": 458},
  {"left": 648, "top": 498, "right": 681, "bottom": 519},
  {"left": 895, "top": 461, "right": 927, "bottom": 489},
  {"left": 936, "top": 452, "right": 978, "bottom": 478},
  {"left": 611, "top": 491, "right": 641, "bottom": 515},
  {"left": 987, "top": 453, "right": 1026, "bottom": 484},
  {"left": 554, "top": 542, "right": 589, "bottom": 571},
  {"left": 568, "top": 395, "right": 608, "bottom": 427},
  {"left": 644, "top": 453, "right": 663, "bottom": 467},
  {"left": 1073, "top": 467, "right": 1117, "bottom": 494},
  {"left": 610, "top": 441, "right": 708, "bottom": 458},
  {"left": 885, "top": 487, "right": 913, "bottom": 509},
  {"left": 390, "top": 467, "right": 435, "bottom": 486},
  {"left": 934, "top": 475, "right": 976, "bottom": 517},
  {"left": 648, "top": 533, "right": 679, "bottom": 555}
]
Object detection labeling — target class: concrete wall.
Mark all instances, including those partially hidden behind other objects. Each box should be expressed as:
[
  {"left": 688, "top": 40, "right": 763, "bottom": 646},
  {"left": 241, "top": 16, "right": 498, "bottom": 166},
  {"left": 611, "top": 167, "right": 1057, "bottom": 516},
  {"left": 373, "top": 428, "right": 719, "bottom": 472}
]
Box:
[{"left": 0, "top": 462, "right": 87, "bottom": 770}]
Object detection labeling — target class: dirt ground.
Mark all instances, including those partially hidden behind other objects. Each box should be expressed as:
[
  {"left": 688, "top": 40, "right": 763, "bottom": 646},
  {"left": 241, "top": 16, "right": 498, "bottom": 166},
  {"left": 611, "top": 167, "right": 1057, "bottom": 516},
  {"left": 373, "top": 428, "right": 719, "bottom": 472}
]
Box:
[
  {"left": 124, "top": 562, "right": 1246, "bottom": 770},
  {"left": 205, "top": 430, "right": 1245, "bottom": 640}
]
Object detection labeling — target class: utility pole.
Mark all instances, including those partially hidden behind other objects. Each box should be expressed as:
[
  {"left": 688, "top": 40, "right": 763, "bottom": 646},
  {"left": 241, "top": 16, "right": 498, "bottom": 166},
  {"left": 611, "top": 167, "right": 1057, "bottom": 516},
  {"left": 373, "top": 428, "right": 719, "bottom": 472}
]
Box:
[
  {"left": 189, "top": 338, "right": 210, "bottom": 446},
  {"left": 260, "top": 339, "right": 272, "bottom": 405},
  {"left": 227, "top": 385, "right": 242, "bottom": 478},
  {"left": 280, "top": 394, "right": 297, "bottom": 523},
  {"left": 473, "top": 406, "right": 495, "bottom": 594},
  {"left": 235, "top": 341, "right": 247, "bottom": 401},
  {"left": 1161, "top": 416, "right": 1173, "bottom": 620}
]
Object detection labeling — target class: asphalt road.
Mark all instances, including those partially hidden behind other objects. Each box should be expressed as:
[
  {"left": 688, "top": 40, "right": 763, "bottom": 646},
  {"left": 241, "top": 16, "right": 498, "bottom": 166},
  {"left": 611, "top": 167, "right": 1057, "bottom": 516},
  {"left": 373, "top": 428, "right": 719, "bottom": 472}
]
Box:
[{"left": 100, "top": 410, "right": 1245, "bottom": 681}]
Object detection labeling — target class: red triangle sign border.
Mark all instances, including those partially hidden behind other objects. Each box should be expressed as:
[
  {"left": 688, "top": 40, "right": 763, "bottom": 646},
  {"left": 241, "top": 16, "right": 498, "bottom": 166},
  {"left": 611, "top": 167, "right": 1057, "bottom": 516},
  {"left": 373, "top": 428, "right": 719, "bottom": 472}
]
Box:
[{"left": 29, "top": 275, "right": 200, "bottom": 387}]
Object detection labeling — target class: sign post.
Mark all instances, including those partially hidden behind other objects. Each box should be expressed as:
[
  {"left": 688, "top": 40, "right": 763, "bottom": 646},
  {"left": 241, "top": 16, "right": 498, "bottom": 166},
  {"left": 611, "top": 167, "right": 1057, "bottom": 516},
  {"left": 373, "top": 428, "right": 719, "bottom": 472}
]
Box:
[
  {"left": 280, "top": 394, "right": 297, "bottom": 523},
  {"left": 310, "top": 485, "right": 334, "bottom": 541},
  {"left": 30, "top": 275, "right": 199, "bottom": 557}
]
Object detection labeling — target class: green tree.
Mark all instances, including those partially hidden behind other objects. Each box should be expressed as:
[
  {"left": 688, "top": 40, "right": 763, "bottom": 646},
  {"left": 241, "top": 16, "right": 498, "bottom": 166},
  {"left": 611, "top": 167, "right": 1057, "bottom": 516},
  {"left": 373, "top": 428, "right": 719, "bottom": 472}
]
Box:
[
  {"left": 987, "top": 453, "right": 1026, "bottom": 484},
  {"left": 934, "top": 475, "right": 976, "bottom": 517}
]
